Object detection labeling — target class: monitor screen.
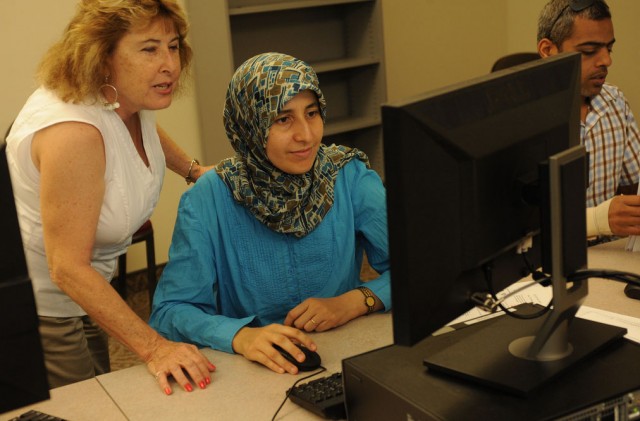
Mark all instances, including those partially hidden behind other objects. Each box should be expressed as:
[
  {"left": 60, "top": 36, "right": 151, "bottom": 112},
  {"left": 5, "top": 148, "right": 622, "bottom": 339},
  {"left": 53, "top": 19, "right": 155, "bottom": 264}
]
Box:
[
  {"left": 382, "top": 53, "right": 627, "bottom": 395},
  {"left": 0, "top": 141, "right": 50, "bottom": 413},
  {"left": 384, "top": 53, "right": 581, "bottom": 346}
]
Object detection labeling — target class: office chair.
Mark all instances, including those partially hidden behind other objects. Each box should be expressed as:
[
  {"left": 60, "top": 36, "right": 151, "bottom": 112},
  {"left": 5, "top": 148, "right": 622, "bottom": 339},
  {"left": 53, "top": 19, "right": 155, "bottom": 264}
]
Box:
[
  {"left": 491, "top": 52, "right": 540, "bottom": 72},
  {"left": 114, "top": 220, "right": 157, "bottom": 309}
]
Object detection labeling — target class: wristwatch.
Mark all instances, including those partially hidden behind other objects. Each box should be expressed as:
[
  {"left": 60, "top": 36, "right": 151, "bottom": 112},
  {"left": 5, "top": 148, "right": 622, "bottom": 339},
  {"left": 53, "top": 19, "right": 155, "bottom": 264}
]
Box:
[{"left": 357, "top": 286, "right": 376, "bottom": 314}]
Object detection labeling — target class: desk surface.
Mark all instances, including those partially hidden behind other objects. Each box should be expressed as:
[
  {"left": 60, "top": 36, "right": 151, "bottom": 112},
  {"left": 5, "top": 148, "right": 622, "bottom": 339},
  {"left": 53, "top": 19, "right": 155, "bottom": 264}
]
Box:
[
  {"left": 2, "top": 239, "right": 639, "bottom": 420},
  {"left": 1, "top": 313, "right": 393, "bottom": 421},
  {"left": 583, "top": 239, "right": 640, "bottom": 319}
]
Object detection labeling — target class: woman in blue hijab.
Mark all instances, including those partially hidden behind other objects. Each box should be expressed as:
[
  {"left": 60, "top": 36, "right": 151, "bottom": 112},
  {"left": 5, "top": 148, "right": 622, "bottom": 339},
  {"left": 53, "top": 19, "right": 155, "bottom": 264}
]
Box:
[{"left": 150, "top": 52, "right": 390, "bottom": 374}]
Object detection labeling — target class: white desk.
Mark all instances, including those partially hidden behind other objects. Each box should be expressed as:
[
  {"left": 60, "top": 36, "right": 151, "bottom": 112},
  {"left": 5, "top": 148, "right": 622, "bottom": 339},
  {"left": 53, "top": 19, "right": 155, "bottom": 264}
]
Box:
[
  {"left": 95, "top": 313, "right": 392, "bottom": 421},
  {"left": 583, "top": 239, "right": 640, "bottom": 319},
  {"left": 0, "top": 379, "right": 128, "bottom": 421},
  {"left": 1, "top": 314, "right": 392, "bottom": 421},
  {"left": 3, "top": 239, "right": 639, "bottom": 420}
]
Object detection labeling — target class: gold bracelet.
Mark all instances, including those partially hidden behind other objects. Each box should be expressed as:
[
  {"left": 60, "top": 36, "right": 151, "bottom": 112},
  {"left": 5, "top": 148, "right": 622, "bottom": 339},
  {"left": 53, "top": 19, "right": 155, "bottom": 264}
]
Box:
[{"left": 185, "top": 158, "right": 200, "bottom": 185}]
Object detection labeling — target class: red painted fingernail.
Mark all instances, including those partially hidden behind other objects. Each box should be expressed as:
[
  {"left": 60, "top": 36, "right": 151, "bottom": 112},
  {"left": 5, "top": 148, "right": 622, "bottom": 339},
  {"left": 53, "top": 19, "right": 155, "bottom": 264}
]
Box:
[
  {"left": 185, "top": 384, "right": 193, "bottom": 392},
  {"left": 205, "top": 377, "right": 211, "bottom": 385},
  {"left": 199, "top": 381, "right": 206, "bottom": 389},
  {"left": 164, "top": 387, "right": 172, "bottom": 395},
  {"left": 209, "top": 362, "right": 216, "bottom": 370}
]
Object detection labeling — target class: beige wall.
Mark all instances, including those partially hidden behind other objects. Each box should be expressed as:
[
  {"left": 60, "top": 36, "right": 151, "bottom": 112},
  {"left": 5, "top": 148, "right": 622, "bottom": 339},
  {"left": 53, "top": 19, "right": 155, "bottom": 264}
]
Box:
[
  {"left": 383, "top": 0, "right": 640, "bottom": 110},
  {"left": 504, "top": 0, "right": 640, "bottom": 111},
  {"left": 381, "top": 0, "right": 508, "bottom": 101},
  {"left": 2, "top": 0, "right": 639, "bottom": 271}
]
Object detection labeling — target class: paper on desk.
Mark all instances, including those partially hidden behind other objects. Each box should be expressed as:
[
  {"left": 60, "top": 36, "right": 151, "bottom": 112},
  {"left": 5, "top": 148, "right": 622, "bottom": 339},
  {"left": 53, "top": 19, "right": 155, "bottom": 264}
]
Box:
[
  {"left": 446, "top": 282, "right": 640, "bottom": 344},
  {"left": 577, "top": 306, "right": 640, "bottom": 344},
  {"left": 625, "top": 184, "right": 640, "bottom": 251},
  {"left": 446, "top": 281, "right": 552, "bottom": 326}
]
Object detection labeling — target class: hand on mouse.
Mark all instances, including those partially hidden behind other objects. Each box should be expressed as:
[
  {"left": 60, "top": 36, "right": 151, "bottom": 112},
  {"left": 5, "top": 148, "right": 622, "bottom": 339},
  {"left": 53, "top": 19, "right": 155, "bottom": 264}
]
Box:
[{"left": 231, "top": 324, "right": 316, "bottom": 374}]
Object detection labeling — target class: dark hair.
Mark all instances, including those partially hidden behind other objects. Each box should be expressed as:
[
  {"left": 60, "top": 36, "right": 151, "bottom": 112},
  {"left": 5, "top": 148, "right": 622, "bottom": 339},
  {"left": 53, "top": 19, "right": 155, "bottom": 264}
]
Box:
[{"left": 537, "top": 0, "right": 611, "bottom": 44}]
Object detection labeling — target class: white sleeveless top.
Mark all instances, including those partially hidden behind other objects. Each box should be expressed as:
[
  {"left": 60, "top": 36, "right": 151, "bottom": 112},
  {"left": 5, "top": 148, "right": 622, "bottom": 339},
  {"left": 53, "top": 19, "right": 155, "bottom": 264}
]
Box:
[{"left": 6, "top": 87, "right": 166, "bottom": 317}]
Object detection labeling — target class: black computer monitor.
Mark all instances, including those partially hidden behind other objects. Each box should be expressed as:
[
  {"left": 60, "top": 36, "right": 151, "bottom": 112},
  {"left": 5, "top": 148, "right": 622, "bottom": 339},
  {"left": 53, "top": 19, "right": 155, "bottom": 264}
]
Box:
[
  {"left": 0, "top": 141, "right": 50, "bottom": 413},
  {"left": 383, "top": 52, "right": 627, "bottom": 395}
]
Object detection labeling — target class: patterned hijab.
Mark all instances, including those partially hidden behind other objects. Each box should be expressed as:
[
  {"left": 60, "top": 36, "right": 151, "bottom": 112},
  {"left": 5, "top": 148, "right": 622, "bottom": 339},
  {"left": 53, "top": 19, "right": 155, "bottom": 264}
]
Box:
[{"left": 215, "top": 52, "right": 369, "bottom": 238}]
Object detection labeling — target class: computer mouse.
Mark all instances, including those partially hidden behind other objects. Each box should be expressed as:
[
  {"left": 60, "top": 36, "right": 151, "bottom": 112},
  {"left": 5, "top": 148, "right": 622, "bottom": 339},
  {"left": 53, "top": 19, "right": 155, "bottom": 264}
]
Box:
[
  {"left": 273, "top": 344, "right": 321, "bottom": 372},
  {"left": 624, "top": 283, "right": 640, "bottom": 300}
]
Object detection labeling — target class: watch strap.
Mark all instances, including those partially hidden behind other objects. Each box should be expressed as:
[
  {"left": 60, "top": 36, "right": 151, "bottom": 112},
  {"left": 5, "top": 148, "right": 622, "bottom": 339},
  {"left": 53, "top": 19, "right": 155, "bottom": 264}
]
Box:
[{"left": 357, "top": 286, "right": 376, "bottom": 314}]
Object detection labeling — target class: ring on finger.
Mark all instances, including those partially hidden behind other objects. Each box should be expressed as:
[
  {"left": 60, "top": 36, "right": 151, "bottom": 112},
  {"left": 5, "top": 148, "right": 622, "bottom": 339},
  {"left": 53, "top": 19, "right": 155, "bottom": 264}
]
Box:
[
  {"left": 310, "top": 318, "right": 318, "bottom": 325},
  {"left": 154, "top": 371, "right": 161, "bottom": 380}
]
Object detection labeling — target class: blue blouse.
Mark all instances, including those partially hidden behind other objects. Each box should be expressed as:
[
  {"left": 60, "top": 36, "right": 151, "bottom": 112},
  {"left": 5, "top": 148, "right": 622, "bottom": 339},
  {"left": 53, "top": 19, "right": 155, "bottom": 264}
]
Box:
[{"left": 149, "top": 159, "right": 391, "bottom": 353}]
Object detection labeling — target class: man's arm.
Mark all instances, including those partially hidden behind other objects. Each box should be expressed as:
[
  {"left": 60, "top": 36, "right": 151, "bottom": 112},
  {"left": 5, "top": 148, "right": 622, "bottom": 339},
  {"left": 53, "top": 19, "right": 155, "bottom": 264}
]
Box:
[{"left": 588, "top": 194, "right": 640, "bottom": 237}]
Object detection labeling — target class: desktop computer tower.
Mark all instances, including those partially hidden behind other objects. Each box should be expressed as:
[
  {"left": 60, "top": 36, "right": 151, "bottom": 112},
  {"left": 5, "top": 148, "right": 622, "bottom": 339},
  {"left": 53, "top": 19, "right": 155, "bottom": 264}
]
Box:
[{"left": 343, "top": 325, "right": 640, "bottom": 420}]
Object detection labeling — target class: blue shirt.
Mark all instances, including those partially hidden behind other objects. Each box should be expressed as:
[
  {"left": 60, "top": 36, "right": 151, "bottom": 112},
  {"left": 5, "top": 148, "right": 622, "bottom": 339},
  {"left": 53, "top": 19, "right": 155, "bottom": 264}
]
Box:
[{"left": 149, "top": 159, "right": 391, "bottom": 353}]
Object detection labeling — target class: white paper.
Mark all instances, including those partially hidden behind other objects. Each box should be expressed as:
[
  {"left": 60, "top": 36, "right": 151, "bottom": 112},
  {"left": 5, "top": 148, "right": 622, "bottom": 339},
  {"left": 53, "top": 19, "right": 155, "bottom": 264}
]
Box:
[
  {"left": 577, "top": 305, "right": 640, "bottom": 344},
  {"left": 445, "top": 281, "right": 552, "bottom": 326},
  {"left": 444, "top": 281, "right": 640, "bottom": 344}
]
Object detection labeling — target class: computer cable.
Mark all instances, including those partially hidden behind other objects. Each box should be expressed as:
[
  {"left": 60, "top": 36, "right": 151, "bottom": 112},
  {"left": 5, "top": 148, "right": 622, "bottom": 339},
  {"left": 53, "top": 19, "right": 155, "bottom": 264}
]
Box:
[
  {"left": 482, "top": 265, "right": 640, "bottom": 321},
  {"left": 271, "top": 366, "right": 327, "bottom": 421},
  {"left": 567, "top": 269, "right": 640, "bottom": 286},
  {"left": 521, "top": 251, "right": 553, "bottom": 287},
  {"left": 483, "top": 260, "right": 553, "bottom": 320}
]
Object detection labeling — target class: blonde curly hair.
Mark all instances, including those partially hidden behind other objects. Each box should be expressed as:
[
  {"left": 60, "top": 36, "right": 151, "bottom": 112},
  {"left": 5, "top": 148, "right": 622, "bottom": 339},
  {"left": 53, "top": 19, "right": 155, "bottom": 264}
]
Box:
[{"left": 37, "top": 0, "right": 193, "bottom": 104}]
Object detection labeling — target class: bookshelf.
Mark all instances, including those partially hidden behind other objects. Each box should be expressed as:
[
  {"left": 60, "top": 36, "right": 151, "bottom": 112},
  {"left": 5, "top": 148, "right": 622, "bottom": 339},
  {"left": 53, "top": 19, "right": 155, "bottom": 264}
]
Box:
[{"left": 187, "top": 0, "right": 387, "bottom": 176}]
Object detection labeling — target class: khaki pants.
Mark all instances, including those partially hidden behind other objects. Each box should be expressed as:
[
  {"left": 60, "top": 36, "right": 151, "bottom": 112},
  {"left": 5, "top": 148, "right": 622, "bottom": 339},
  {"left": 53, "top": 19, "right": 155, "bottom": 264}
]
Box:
[{"left": 39, "top": 315, "right": 111, "bottom": 389}]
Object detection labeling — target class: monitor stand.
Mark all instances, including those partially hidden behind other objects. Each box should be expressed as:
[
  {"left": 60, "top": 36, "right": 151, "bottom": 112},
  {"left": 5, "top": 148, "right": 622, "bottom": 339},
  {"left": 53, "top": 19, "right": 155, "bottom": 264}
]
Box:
[
  {"left": 424, "top": 146, "right": 627, "bottom": 396},
  {"left": 422, "top": 303, "right": 626, "bottom": 396}
]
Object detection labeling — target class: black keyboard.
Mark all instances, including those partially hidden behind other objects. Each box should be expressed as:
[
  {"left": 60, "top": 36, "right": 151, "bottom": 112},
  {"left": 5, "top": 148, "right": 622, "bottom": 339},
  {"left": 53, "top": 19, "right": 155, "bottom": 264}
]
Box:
[
  {"left": 10, "top": 410, "right": 67, "bottom": 421},
  {"left": 288, "top": 372, "right": 347, "bottom": 420}
]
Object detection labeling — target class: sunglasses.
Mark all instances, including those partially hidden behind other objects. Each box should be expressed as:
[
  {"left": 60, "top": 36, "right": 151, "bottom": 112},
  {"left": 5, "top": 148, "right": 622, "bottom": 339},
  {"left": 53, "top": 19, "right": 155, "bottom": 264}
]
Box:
[{"left": 546, "top": 0, "right": 610, "bottom": 40}]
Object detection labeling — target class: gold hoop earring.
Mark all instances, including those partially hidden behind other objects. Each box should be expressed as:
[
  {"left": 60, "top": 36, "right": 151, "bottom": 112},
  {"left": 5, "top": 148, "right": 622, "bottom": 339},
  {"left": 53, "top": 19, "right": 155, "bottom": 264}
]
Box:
[{"left": 100, "top": 77, "right": 120, "bottom": 110}]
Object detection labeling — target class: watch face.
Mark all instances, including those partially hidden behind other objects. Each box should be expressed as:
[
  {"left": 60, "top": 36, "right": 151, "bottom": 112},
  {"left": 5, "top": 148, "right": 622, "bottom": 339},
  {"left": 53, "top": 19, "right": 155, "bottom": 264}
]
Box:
[{"left": 365, "top": 296, "right": 375, "bottom": 307}]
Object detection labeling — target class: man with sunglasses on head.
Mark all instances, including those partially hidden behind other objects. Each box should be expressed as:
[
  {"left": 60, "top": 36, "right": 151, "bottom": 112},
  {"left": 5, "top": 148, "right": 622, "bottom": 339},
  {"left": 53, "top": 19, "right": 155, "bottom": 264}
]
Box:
[{"left": 537, "top": 0, "right": 640, "bottom": 242}]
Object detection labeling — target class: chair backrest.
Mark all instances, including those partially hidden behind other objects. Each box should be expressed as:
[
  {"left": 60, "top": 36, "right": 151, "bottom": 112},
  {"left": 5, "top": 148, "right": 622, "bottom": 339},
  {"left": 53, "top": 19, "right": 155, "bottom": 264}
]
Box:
[{"left": 491, "top": 52, "right": 540, "bottom": 72}]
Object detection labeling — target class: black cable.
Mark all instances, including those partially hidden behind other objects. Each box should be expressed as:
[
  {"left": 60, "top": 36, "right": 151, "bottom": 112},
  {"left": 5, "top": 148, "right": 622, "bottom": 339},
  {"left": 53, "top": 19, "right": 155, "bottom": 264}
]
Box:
[
  {"left": 483, "top": 259, "right": 552, "bottom": 320},
  {"left": 568, "top": 269, "right": 640, "bottom": 286},
  {"left": 481, "top": 257, "right": 640, "bottom": 321},
  {"left": 522, "top": 252, "right": 552, "bottom": 287},
  {"left": 271, "top": 366, "right": 327, "bottom": 421}
]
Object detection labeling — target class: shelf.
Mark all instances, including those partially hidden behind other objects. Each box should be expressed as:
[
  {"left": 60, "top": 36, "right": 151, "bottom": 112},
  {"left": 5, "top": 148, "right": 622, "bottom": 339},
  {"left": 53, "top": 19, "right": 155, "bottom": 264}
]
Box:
[
  {"left": 312, "top": 57, "right": 380, "bottom": 74},
  {"left": 187, "top": 0, "right": 386, "bottom": 176},
  {"left": 324, "top": 116, "right": 381, "bottom": 137},
  {"left": 229, "top": 1, "right": 381, "bottom": 66},
  {"left": 229, "top": 0, "right": 373, "bottom": 16},
  {"left": 324, "top": 125, "right": 384, "bottom": 179}
]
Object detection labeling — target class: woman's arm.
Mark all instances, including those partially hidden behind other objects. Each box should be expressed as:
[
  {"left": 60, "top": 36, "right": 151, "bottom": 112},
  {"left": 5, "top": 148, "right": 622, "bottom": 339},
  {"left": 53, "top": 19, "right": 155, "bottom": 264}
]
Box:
[
  {"left": 34, "top": 122, "right": 214, "bottom": 395},
  {"left": 283, "top": 160, "right": 390, "bottom": 331},
  {"left": 351, "top": 164, "right": 392, "bottom": 309},
  {"left": 157, "top": 125, "right": 212, "bottom": 183},
  {"left": 150, "top": 184, "right": 317, "bottom": 374}
]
